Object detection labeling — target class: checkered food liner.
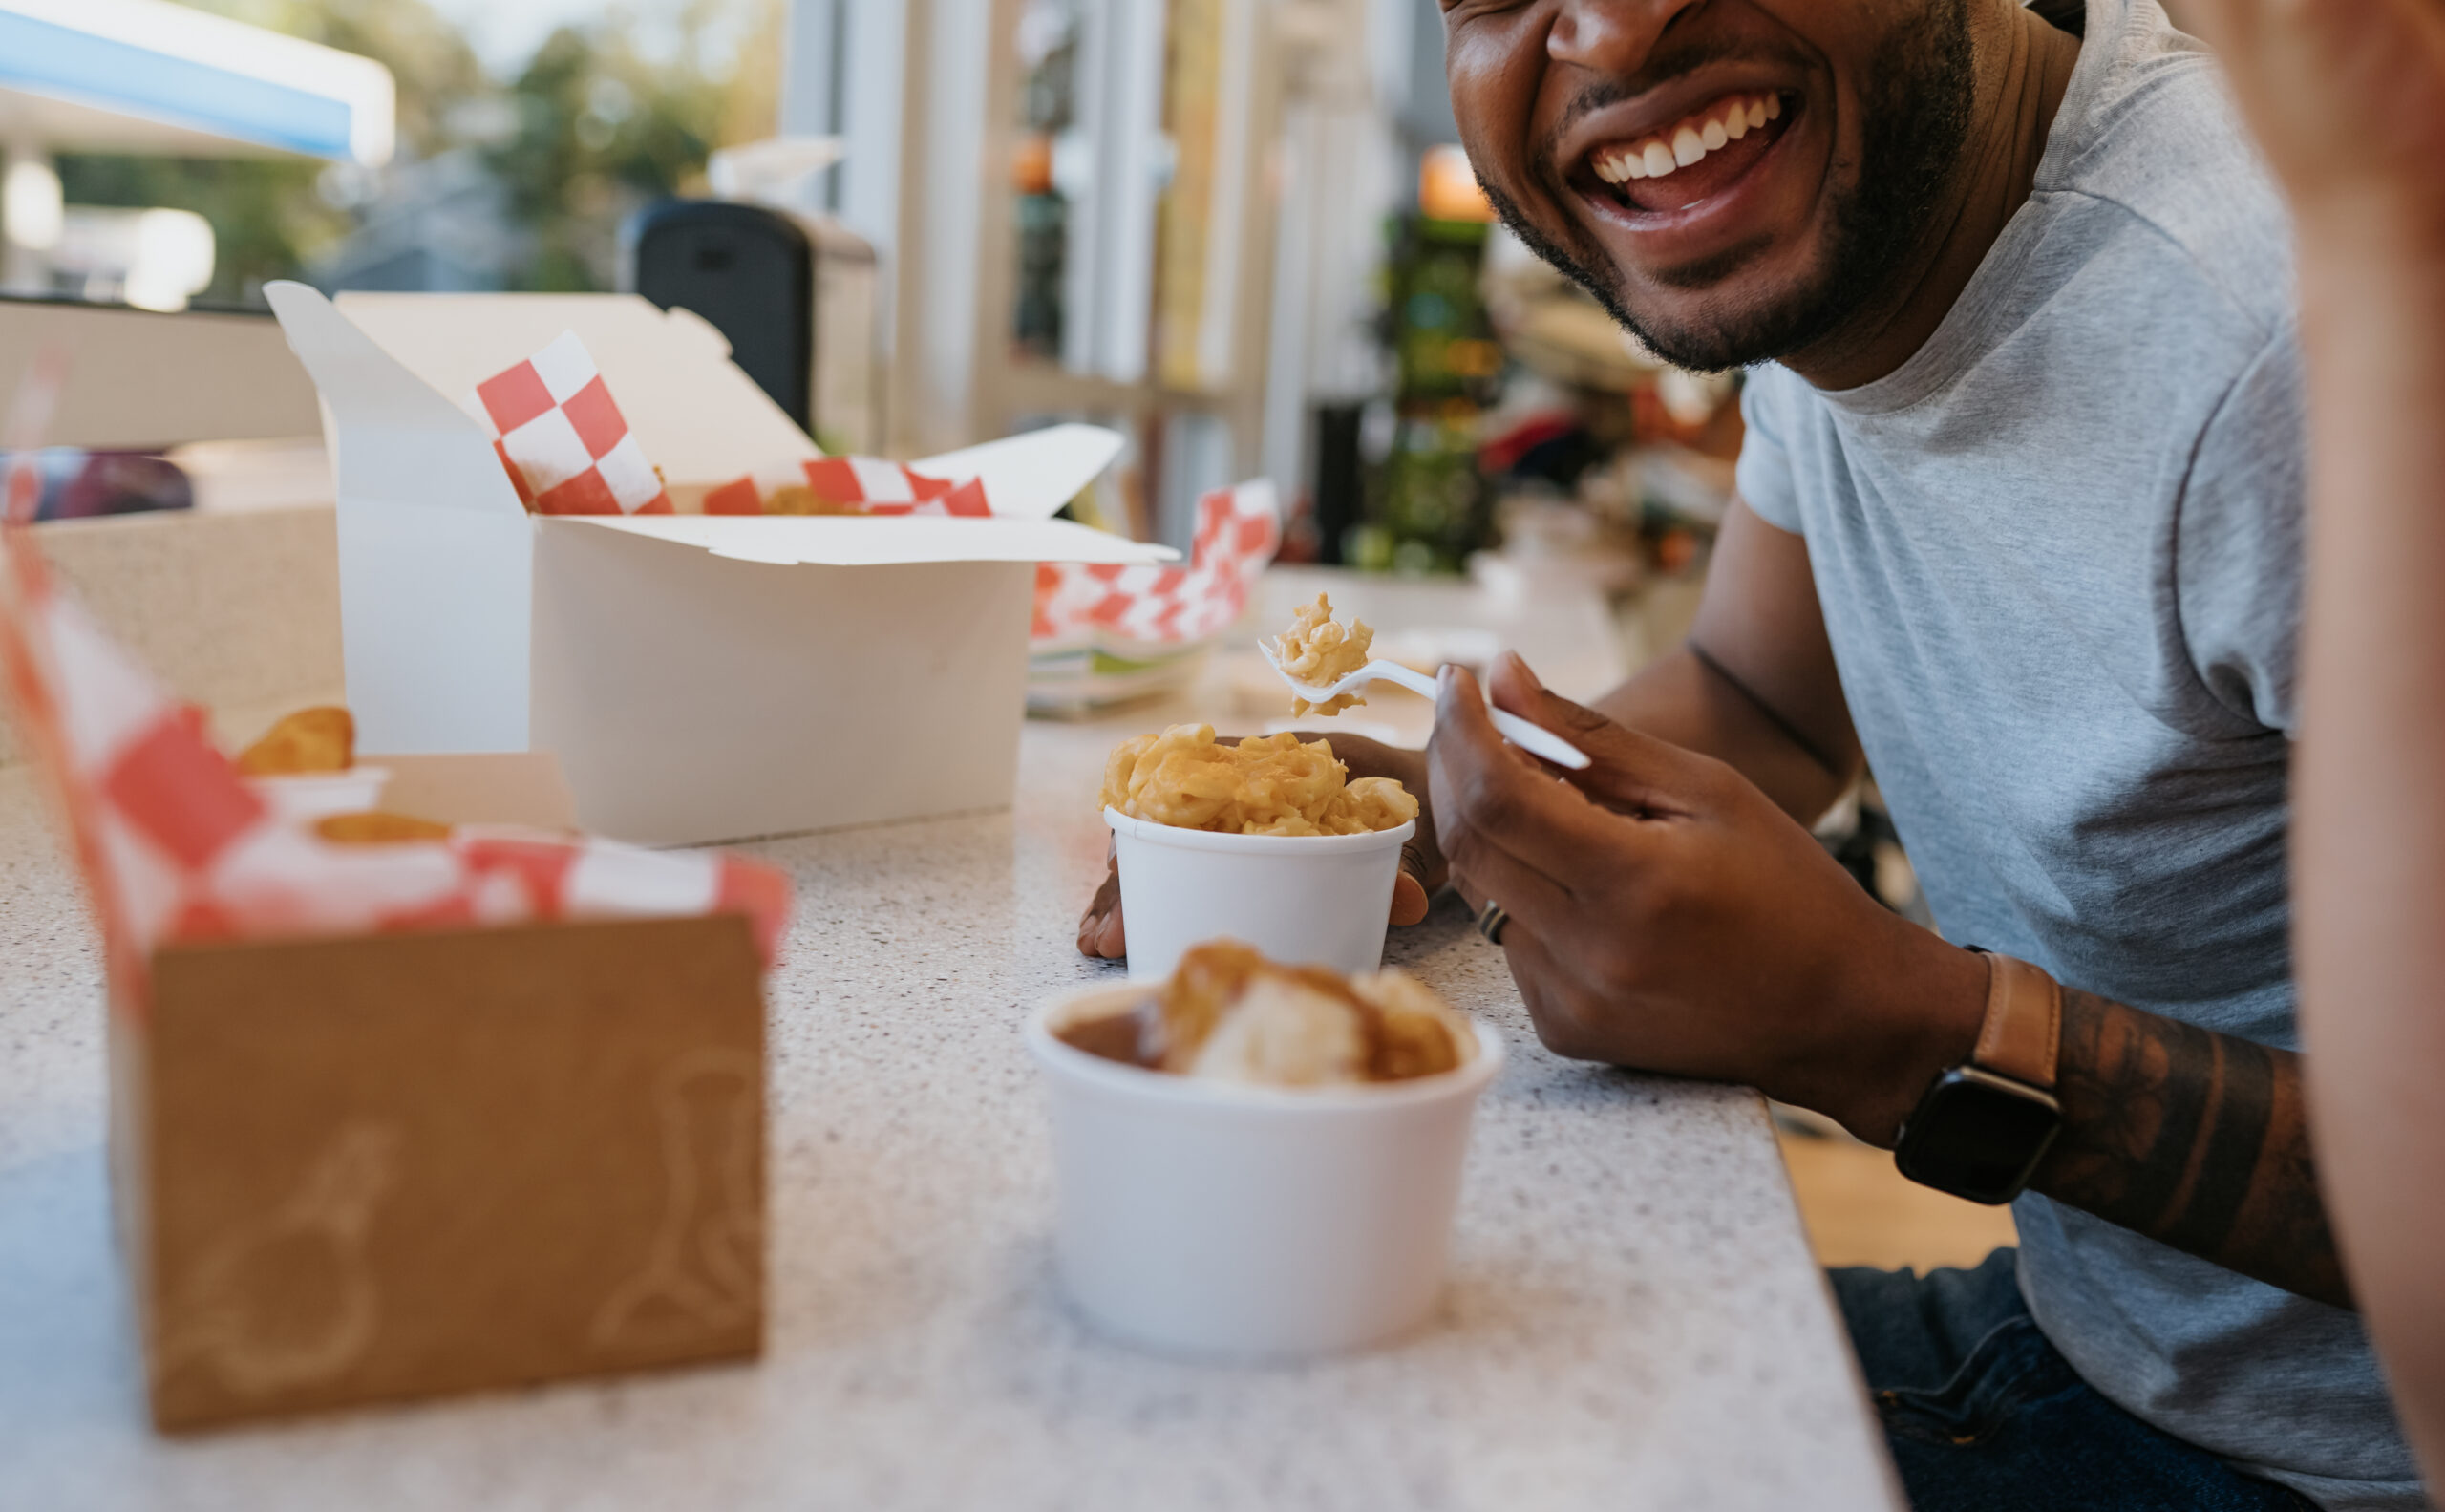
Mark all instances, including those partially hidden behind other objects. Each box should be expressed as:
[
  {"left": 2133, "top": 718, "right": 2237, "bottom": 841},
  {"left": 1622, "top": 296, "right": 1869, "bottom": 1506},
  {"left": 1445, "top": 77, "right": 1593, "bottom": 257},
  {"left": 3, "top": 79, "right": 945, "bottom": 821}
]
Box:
[
  {"left": 1031, "top": 480, "right": 1279, "bottom": 650},
  {"left": 471, "top": 333, "right": 991, "bottom": 518},
  {"left": 700, "top": 456, "right": 991, "bottom": 518},
  {"left": 0, "top": 527, "right": 793, "bottom": 1006},
  {"left": 473, "top": 331, "right": 675, "bottom": 516}
]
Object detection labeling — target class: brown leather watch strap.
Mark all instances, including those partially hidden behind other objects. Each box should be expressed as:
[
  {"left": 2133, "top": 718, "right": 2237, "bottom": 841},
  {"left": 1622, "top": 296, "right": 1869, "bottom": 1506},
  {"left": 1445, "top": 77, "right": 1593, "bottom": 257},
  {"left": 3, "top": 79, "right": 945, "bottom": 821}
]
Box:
[{"left": 1970, "top": 952, "right": 2063, "bottom": 1092}]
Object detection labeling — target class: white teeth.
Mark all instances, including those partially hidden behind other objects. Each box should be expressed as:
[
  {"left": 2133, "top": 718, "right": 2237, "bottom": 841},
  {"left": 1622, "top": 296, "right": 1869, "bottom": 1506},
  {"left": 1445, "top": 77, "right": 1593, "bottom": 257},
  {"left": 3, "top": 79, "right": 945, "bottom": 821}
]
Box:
[
  {"left": 1595, "top": 150, "right": 1645, "bottom": 182},
  {"left": 1590, "top": 95, "right": 1782, "bottom": 194}
]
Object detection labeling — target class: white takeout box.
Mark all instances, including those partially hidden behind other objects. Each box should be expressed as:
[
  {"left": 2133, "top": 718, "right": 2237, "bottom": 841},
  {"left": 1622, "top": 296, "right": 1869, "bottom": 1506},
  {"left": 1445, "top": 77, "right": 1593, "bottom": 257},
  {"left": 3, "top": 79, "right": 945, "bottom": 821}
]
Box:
[{"left": 263, "top": 282, "right": 1174, "bottom": 845}]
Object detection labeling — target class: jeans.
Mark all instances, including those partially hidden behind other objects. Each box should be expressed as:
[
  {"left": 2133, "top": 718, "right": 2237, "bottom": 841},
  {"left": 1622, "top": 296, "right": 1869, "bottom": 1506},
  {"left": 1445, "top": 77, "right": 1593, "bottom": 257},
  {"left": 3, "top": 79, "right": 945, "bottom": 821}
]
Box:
[{"left": 1831, "top": 1248, "right": 2316, "bottom": 1512}]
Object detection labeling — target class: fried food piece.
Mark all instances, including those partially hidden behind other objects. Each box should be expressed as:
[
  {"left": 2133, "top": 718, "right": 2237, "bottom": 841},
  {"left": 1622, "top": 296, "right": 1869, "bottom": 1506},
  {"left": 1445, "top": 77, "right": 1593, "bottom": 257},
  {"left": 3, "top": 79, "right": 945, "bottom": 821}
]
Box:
[
  {"left": 1191, "top": 969, "right": 1372, "bottom": 1084},
  {"left": 314, "top": 811, "right": 452, "bottom": 845},
  {"left": 1098, "top": 724, "right": 1418, "bottom": 836},
  {"left": 1054, "top": 940, "right": 1475, "bottom": 1086},
  {"left": 1352, "top": 967, "right": 1472, "bottom": 1081},
  {"left": 761, "top": 483, "right": 867, "bottom": 516},
  {"left": 236, "top": 706, "right": 355, "bottom": 776},
  {"left": 1273, "top": 593, "right": 1374, "bottom": 717}
]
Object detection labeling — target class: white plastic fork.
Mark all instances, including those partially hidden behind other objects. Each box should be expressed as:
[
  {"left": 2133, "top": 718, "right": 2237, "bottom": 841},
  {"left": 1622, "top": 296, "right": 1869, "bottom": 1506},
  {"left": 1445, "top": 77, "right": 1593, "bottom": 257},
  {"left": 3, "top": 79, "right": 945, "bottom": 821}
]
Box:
[{"left": 1257, "top": 641, "right": 1592, "bottom": 771}]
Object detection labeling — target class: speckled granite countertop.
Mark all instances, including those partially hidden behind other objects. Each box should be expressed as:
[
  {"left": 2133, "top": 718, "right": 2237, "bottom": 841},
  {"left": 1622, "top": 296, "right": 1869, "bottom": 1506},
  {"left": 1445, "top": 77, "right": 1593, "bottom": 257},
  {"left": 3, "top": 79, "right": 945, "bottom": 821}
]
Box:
[{"left": 0, "top": 713, "right": 1900, "bottom": 1511}]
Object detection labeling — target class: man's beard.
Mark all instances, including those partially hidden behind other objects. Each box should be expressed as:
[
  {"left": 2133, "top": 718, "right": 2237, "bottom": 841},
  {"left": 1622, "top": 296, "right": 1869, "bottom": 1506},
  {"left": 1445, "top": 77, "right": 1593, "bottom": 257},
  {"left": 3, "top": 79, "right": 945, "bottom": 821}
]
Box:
[{"left": 1484, "top": 0, "right": 1976, "bottom": 373}]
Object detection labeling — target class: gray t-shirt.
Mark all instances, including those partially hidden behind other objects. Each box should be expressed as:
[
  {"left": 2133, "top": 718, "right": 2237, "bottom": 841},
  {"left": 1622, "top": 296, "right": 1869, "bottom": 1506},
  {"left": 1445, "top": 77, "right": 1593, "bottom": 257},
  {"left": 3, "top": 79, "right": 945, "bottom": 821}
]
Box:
[{"left": 1734, "top": 1, "right": 2425, "bottom": 1505}]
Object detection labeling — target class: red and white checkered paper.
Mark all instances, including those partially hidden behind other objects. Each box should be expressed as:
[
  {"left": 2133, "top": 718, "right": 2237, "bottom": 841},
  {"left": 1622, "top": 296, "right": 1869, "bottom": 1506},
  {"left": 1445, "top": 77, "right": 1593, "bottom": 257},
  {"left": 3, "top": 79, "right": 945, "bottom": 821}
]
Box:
[
  {"left": 474, "top": 332, "right": 674, "bottom": 517},
  {"left": 0, "top": 530, "right": 792, "bottom": 1006},
  {"left": 700, "top": 456, "right": 992, "bottom": 518},
  {"left": 1031, "top": 480, "right": 1279, "bottom": 648},
  {"left": 471, "top": 334, "right": 992, "bottom": 518}
]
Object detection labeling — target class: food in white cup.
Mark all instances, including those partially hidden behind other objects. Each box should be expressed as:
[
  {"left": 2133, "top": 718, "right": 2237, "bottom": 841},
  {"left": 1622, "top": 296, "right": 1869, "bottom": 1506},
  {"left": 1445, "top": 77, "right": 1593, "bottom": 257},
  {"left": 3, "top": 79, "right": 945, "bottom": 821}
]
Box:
[
  {"left": 1055, "top": 937, "right": 1476, "bottom": 1085},
  {"left": 1031, "top": 941, "right": 1504, "bottom": 1357},
  {"left": 1099, "top": 722, "right": 1417, "bottom": 980},
  {"left": 1099, "top": 721, "right": 1414, "bottom": 837}
]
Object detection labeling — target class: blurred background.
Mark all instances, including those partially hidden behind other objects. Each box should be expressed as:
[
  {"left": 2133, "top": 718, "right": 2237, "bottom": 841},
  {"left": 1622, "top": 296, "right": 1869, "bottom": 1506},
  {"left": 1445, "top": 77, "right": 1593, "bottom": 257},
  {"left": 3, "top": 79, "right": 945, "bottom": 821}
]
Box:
[{"left": 0, "top": 0, "right": 1734, "bottom": 593}]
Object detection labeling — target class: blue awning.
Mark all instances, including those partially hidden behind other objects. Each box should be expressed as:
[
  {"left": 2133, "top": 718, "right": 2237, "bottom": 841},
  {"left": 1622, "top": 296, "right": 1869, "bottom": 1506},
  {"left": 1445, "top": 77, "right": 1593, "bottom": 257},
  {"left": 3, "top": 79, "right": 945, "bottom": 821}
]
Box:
[{"left": 0, "top": 0, "right": 393, "bottom": 164}]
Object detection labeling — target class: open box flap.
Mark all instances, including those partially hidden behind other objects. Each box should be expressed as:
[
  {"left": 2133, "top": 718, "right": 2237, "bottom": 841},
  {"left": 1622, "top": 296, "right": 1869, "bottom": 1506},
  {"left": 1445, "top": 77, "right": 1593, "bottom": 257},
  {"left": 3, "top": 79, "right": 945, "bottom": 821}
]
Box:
[
  {"left": 904, "top": 425, "right": 1124, "bottom": 522},
  {"left": 331, "top": 290, "right": 819, "bottom": 485},
  {"left": 265, "top": 282, "right": 536, "bottom": 754},
  {"left": 563, "top": 513, "right": 1175, "bottom": 567},
  {"left": 263, "top": 281, "right": 527, "bottom": 520}
]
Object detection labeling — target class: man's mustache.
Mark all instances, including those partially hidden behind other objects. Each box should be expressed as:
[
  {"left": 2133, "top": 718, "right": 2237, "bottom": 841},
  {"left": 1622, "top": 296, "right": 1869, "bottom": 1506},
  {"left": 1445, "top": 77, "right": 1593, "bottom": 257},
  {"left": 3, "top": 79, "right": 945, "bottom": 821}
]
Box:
[{"left": 1544, "top": 36, "right": 1809, "bottom": 161}]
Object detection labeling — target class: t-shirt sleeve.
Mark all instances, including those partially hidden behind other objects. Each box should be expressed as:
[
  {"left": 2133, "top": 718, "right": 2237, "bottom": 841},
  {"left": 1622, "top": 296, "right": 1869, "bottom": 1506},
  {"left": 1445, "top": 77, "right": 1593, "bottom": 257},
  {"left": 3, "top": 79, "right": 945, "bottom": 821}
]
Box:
[
  {"left": 1733, "top": 364, "right": 1806, "bottom": 534},
  {"left": 2175, "top": 328, "right": 2305, "bottom": 735}
]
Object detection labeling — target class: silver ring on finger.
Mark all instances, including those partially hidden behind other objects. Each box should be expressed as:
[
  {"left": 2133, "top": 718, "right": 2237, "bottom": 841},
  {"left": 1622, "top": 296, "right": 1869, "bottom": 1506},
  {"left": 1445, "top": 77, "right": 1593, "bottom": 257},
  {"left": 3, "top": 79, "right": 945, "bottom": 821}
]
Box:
[{"left": 1476, "top": 899, "right": 1511, "bottom": 947}]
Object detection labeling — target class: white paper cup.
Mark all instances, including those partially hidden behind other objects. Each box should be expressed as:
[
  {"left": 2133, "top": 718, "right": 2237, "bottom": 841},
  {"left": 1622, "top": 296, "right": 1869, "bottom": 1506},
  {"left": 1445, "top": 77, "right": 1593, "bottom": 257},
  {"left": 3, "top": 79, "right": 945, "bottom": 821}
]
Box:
[
  {"left": 1104, "top": 806, "right": 1416, "bottom": 982},
  {"left": 246, "top": 766, "right": 393, "bottom": 824},
  {"left": 1029, "top": 984, "right": 1504, "bottom": 1360}
]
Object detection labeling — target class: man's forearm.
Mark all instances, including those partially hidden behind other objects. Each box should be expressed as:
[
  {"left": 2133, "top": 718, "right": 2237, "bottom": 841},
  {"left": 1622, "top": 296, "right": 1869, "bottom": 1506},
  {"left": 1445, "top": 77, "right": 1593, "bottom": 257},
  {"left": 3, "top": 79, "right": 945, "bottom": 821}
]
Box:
[
  {"left": 1590, "top": 646, "right": 1858, "bottom": 824},
  {"left": 1586, "top": 650, "right": 2347, "bottom": 1303},
  {"left": 2030, "top": 987, "right": 2349, "bottom": 1309}
]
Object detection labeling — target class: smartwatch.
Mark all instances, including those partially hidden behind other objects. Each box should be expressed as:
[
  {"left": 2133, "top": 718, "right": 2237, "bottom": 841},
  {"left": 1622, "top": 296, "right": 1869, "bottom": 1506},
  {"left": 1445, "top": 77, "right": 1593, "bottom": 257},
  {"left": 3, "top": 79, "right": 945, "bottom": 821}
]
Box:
[{"left": 1893, "top": 949, "right": 2065, "bottom": 1205}]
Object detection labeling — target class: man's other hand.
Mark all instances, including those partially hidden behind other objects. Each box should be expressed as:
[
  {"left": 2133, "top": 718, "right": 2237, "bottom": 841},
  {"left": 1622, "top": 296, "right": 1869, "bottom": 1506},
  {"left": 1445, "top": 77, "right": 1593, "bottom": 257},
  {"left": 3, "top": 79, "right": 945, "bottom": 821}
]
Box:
[
  {"left": 1075, "top": 733, "right": 1443, "bottom": 961},
  {"left": 1427, "top": 654, "right": 1984, "bottom": 1145}
]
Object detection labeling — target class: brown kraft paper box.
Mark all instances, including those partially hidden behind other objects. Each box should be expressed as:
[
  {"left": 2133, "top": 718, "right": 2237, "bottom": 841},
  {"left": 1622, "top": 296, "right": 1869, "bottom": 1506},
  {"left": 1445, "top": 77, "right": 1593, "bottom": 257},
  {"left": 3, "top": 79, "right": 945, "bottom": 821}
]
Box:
[{"left": 113, "top": 911, "right": 765, "bottom": 1431}]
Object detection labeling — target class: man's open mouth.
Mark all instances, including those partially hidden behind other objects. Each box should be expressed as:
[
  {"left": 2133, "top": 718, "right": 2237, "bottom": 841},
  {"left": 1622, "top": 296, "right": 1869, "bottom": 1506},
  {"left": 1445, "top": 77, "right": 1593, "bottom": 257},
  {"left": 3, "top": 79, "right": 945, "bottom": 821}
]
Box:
[{"left": 1580, "top": 91, "right": 1797, "bottom": 216}]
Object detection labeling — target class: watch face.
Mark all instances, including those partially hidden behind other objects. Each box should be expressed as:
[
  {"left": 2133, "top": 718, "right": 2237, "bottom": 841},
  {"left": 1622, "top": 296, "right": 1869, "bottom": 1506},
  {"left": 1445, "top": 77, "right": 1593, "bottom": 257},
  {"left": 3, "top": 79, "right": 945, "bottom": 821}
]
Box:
[{"left": 1895, "top": 1069, "right": 2063, "bottom": 1205}]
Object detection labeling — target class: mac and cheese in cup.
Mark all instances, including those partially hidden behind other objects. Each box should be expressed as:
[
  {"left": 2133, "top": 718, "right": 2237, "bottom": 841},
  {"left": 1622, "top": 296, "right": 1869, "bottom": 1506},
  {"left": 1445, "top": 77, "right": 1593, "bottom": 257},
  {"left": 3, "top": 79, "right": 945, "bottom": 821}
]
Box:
[{"left": 1100, "top": 725, "right": 1417, "bottom": 981}]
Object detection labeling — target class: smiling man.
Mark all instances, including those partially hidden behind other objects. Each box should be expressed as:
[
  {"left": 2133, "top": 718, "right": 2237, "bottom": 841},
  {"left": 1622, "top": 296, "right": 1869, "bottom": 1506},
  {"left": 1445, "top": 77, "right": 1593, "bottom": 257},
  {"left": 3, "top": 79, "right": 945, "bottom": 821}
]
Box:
[
  {"left": 1470, "top": 0, "right": 2000, "bottom": 380},
  {"left": 1411, "top": 0, "right": 2424, "bottom": 1508},
  {"left": 1071, "top": 0, "right": 2423, "bottom": 1501}
]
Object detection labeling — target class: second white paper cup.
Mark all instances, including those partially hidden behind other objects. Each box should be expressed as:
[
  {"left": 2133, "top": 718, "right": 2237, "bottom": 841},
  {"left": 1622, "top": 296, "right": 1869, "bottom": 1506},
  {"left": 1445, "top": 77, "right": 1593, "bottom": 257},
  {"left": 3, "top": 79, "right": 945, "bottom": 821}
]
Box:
[
  {"left": 1030, "top": 985, "right": 1504, "bottom": 1360},
  {"left": 1104, "top": 806, "right": 1416, "bottom": 982}
]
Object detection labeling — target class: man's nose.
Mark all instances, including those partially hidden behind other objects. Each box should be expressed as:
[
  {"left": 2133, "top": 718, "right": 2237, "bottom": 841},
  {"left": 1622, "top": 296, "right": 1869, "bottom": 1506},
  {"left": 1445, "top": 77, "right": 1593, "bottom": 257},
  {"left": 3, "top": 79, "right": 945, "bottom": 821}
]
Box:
[{"left": 1547, "top": 0, "right": 1705, "bottom": 73}]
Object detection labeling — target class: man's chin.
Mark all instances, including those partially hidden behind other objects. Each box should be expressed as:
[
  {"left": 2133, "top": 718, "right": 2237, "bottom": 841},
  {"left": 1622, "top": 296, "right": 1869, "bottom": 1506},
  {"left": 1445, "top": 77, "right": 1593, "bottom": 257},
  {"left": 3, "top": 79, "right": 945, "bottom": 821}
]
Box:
[
  {"left": 1615, "top": 291, "right": 1838, "bottom": 373},
  {"left": 1485, "top": 184, "right": 1844, "bottom": 373},
  {"left": 1607, "top": 248, "right": 1839, "bottom": 372},
  {"left": 1601, "top": 263, "right": 1855, "bottom": 373}
]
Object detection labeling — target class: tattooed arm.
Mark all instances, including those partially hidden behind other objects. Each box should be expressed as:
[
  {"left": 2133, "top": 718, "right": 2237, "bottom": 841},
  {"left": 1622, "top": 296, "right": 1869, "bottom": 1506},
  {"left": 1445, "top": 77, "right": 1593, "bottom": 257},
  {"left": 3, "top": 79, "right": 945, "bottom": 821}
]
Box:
[{"left": 2029, "top": 989, "right": 2349, "bottom": 1309}]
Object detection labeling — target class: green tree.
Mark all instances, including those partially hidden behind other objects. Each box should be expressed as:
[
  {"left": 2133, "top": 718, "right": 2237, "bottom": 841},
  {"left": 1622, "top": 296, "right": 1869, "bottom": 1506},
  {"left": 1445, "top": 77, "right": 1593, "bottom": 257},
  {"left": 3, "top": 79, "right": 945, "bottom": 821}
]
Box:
[
  {"left": 54, "top": 0, "right": 489, "bottom": 306},
  {"left": 488, "top": 1, "right": 782, "bottom": 291},
  {"left": 53, "top": 0, "right": 779, "bottom": 303},
  {"left": 196, "top": 0, "right": 492, "bottom": 156},
  {"left": 52, "top": 154, "right": 331, "bottom": 308}
]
